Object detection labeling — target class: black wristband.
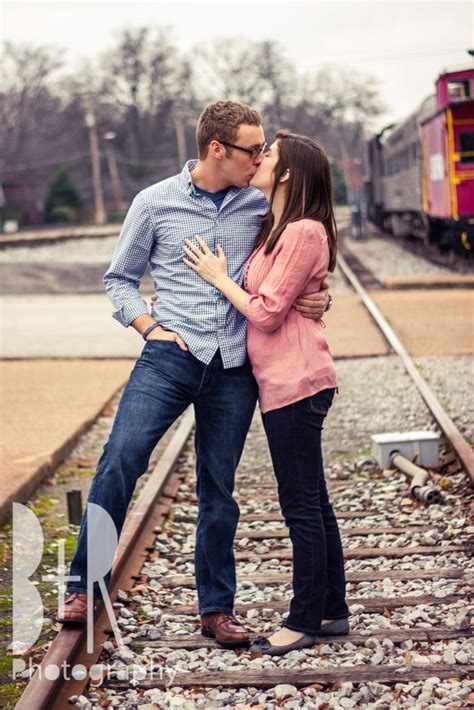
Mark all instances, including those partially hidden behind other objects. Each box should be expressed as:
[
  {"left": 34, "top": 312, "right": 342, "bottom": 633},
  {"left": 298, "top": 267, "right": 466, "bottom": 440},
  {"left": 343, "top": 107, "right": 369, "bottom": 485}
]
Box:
[{"left": 143, "top": 322, "right": 161, "bottom": 341}]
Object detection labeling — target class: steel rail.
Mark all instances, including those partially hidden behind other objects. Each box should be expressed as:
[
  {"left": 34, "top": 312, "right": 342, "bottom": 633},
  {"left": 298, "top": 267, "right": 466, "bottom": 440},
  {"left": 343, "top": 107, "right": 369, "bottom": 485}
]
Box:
[
  {"left": 337, "top": 251, "right": 474, "bottom": 484},
  {"left": 15, "top": 407, "right": 195, "bottom": 710}
]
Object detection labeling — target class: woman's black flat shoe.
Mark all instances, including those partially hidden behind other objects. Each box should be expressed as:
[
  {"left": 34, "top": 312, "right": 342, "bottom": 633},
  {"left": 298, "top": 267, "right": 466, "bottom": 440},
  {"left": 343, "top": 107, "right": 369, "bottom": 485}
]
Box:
[
  {"left": 319, "top": 618, "right": 350, "bottom": 636},
  {"left": 249, "top": 633, "right": 318, "bottom": 656}
]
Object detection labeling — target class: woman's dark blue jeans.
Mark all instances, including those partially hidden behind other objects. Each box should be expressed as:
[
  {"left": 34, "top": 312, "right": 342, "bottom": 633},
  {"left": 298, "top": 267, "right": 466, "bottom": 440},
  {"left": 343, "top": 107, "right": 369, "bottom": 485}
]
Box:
[{"left": 261, "top": 388, "right": 349, "bottom": 635}]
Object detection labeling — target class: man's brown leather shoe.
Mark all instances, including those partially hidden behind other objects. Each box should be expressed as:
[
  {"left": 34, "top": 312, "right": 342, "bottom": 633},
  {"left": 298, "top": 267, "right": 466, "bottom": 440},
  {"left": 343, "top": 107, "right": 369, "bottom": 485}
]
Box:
[
  {"left": 201, "top": 612, "right": 250, "bottom": 648},
  {"left": 56, "top": 593, "right": 89, "bottom": 626}
]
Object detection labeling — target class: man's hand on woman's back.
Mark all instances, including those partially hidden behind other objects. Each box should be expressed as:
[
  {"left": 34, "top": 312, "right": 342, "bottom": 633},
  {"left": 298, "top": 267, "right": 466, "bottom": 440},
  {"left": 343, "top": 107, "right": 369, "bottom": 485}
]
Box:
[{"left": 293, "top": 279, "right": 330, "bottom": 320}]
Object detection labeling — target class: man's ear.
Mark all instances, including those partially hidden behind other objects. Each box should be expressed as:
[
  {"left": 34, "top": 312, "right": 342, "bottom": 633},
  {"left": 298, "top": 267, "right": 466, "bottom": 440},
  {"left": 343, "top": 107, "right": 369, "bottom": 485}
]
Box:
[
  {"left": 279, "top": 169, "right": 290, "bottom": 184},
  {"left": 209, "top": 140, "right": 225, "bottom": 160}
]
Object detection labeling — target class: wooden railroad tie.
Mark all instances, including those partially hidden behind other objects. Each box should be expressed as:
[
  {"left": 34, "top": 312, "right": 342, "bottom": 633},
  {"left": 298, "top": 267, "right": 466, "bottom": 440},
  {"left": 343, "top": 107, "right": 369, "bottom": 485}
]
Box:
[
  {"left": 132, "top": 627, "right": 472, "bottom": 651},
  {"left": 162, "top": 567, "right": 466, "bottom": 589},
  {"left": 161, "top": 544, "right": 471, "bottom": 563},
  {"left": 140, "top": 593, "right": 466, "bottom": 617}
]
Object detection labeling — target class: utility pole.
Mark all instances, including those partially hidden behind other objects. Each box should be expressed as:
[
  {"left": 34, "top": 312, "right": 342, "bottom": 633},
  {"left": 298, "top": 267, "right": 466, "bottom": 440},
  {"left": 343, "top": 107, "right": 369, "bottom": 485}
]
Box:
[
  {"left": 173, "top": 113, "right": 187, "bottom": 169},
  {"left": 104, "top": 132, "right": 125, "bottom": 212},
  {"left": 340, "top": 139, "right": 364, "bottom": 238},
  {"left": 84, "top": 95, "right": 106, "bottom": 225}
]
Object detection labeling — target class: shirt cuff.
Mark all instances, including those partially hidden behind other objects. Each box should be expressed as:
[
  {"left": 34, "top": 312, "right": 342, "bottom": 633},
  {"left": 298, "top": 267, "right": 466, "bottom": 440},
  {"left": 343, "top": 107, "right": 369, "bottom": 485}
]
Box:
[
  {"left": 245, "top": 295, "right": 281, "bottom": 332},
  {"left": 112, "top": 300, "right": 150, "bottom": 327}
]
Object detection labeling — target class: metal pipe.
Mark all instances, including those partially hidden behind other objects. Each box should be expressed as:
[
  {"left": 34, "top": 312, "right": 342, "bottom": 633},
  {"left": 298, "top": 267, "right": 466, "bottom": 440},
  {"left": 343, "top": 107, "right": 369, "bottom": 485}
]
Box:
[
  {"left": 390, "top": 453, "right": 443, "bottom": 504},
  {"left": 66, "top": 490, "right": 83, "bottom": 525}
]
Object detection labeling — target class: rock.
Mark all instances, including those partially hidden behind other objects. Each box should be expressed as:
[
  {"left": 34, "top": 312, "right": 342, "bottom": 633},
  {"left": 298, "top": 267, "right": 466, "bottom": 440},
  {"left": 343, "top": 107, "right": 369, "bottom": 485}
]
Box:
[
  {"left": 364, "top": 637, "right": 379, "bottom": 649},
  {"left": 165, "top": 651, "right": 187, "bottom": 663},
  {"left": 146, "top": 628, "right": 161, "bottom": 640},
  {"left": 455, "top": 611, "right": 471, "bottom": 629},
  {"left": 117, "top": 648, "right": 135, "bottom": 664},
  {"left": 339, "top": 682, "right": 354, "bottom": 697},
  {"left": 274, "top": 684, "right": 298, "bottom": 700},
  {"left": 443, "top": 649, "right": 456, "bottom": 664},
  {"left": 319, "top": 644, "right": 335, "bottom": 655},
  {"left": 371, "top": 650, "right": 385, "bottom": 665},
  {"left": 418, "top": 691, "right": 433, "bottom": 703}
]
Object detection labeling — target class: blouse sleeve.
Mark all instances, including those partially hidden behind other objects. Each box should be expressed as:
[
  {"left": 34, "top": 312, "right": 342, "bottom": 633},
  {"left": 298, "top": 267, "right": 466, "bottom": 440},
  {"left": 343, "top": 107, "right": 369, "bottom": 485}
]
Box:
[{"left": 245, "top": 220, "right": 327, "bottom": 333}]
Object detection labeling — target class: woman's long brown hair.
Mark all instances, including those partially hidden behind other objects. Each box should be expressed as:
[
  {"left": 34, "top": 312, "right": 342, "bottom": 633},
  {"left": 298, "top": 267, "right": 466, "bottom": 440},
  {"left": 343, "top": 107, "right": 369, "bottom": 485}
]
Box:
[{"left": 255, "top": 130, "right": 338, "bottom": 272}]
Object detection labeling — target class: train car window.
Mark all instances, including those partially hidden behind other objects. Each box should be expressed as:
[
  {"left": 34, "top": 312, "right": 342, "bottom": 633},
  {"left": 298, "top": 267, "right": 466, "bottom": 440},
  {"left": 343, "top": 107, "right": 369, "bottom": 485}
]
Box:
[
  {"left": 447, "top": 80, "right": 470, "bottom": 100},
  {"left": 459, "top": 132, "right": 474, "bottom": 163}
]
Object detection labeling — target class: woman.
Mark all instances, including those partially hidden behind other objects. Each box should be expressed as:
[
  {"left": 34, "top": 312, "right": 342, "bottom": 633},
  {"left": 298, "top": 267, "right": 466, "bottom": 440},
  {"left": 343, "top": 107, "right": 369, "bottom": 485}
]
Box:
[{"left": 183, "top": 130, "right": 349, "bottom": 656}]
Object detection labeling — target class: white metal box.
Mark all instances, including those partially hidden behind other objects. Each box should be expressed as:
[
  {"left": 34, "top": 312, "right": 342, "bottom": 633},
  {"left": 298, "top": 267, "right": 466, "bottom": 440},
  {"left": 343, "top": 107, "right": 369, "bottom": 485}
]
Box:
[{"left": 371, "top": 431, "right": 440, "bottom": 469}]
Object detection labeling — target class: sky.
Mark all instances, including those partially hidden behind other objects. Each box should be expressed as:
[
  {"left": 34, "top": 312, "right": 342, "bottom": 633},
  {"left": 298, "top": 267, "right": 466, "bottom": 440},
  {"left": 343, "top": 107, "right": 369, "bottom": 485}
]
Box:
[{"left": 2, "top": 0, "right": 473, "bottom": 131}]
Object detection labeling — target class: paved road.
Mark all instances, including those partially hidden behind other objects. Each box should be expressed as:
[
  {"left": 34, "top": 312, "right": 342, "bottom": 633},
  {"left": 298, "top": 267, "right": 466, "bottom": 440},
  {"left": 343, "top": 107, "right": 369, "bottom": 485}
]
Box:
[
  {"left": 0, "top": 291, "right": 384, "bottom": 359},
  {"left": 0, "top": 360, "right": 133, "bottom": 522},
  {"left": 0, "top": 293, "right": 144, "bottom": 358},
  {"left": 0, "top": 238, "right": 155, "bottom": 295},
  {"left": 2, "top": 287, "right": 472, "bottom": 359}
]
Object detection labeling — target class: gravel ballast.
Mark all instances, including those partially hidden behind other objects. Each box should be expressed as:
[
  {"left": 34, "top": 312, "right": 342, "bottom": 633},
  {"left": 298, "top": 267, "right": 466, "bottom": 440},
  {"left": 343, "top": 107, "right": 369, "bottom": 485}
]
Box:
[{"left": 73, "top": 352, "right": 473, "bottom": 709}]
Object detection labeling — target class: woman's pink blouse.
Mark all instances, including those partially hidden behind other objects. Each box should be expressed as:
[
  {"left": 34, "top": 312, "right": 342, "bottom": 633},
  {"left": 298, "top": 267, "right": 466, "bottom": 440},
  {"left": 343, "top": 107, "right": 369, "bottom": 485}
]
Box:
[{"left": 243, "top": 218, "right": 337, "bottom": 413}]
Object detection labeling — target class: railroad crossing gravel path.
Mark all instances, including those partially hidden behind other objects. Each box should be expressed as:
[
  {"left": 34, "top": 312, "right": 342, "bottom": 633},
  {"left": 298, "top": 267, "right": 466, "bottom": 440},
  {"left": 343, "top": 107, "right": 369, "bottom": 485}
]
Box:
[{"left": 342, "top": 233, "right": 466, "bottom": 279}]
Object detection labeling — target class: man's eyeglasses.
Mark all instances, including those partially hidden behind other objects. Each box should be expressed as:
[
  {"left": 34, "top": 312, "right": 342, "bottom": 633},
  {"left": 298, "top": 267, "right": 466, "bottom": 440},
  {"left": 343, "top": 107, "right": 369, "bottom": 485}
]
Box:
[{"left": 220, "top": 141, "right": 268, "bottom": 160}]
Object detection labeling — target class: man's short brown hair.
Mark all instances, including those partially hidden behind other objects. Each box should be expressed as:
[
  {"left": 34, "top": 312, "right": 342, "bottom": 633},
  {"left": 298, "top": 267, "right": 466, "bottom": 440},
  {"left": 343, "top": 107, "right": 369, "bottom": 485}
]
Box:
[{"left": 196, "top": 100, "right": 262, "bottom": 159}]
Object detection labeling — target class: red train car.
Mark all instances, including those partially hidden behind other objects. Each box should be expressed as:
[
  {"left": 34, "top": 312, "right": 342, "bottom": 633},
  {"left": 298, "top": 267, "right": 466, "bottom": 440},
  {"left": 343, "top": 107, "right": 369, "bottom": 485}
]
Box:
[
  {"left": 365, "top": 65, "right": 474, "bottom": 254},
  {"left": 421, "top": 68, "right": 474, "bottom": 251}
]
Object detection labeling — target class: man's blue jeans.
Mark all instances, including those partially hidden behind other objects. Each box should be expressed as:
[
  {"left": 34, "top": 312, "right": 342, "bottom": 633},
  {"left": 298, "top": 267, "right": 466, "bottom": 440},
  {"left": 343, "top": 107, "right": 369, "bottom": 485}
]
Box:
[{"left": 67, "top": 341, "right": 258, "bottom": 614}]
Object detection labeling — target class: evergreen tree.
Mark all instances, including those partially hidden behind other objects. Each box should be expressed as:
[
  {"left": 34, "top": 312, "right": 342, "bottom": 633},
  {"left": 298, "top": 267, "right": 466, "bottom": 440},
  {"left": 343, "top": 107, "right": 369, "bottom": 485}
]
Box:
[
  {"left": 44, "top": 169, "right": 82, "bottom": 223},
  {"left": 330, "top": 160, "right": 348, "bottom": 205}
]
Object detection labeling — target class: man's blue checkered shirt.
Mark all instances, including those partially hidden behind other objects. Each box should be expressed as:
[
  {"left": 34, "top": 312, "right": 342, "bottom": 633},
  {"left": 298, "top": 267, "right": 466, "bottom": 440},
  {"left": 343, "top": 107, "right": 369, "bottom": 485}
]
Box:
[{"left": 104, "top": 160, "right": 268, "bottom": 368}]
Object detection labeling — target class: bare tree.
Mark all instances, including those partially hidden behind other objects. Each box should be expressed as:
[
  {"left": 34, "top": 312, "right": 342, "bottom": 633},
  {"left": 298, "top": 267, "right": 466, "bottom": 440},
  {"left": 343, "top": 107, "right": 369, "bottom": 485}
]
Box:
[
  {"left": 0, "top": 42, "right": 64, "bottom": 167},
  {"left": 97, "top": 27, "right": 178, "bottom": 164},
  {"left": 0, "top": 33, "right": 385, "bottom": 224}
]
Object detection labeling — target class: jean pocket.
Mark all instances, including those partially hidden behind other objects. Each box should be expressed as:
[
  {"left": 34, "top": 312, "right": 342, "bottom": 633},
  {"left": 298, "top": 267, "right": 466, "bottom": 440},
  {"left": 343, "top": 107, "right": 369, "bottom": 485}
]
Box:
[
  {"left": 145, "top": 339, "right": 176, "bottom": 347},
  {"left": 309, "top": 388, "right": 335, "bottom": 415}
]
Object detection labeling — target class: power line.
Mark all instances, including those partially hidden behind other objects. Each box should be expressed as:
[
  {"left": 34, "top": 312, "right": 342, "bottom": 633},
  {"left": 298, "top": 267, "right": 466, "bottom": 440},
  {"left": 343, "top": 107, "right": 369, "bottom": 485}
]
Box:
[
  {"left": 3, "top": 153, "right": 92, "bottom": 173},
  {"left": 3, "top": 154, "right": 178, "bottom": 174},
  {"left": 319, "top": 46, "right": 469, "bottom": 64}
]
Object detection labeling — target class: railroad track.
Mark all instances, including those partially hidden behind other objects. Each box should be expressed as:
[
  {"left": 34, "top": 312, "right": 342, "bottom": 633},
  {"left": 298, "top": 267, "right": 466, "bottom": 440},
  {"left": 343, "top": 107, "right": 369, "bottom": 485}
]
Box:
[
  {"left": 15, "top": 237, "right": 474, "bottom": 709},
  {"left": 338, "top": 236, "right": 385, "bottom": 291}
]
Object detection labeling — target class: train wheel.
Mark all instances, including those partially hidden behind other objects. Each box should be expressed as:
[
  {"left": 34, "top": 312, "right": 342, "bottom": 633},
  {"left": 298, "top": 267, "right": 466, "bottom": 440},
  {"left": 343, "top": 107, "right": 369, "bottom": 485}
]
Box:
[{"left": 412, "top": 213, "right": 430, "bottom": 243}]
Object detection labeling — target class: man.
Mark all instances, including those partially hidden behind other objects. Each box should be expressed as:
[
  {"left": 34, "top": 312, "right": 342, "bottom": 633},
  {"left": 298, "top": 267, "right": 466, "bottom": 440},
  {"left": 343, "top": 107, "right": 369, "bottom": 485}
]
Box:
[{"left": 58, "top": 101, "right": 330, "bottom": 647}]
